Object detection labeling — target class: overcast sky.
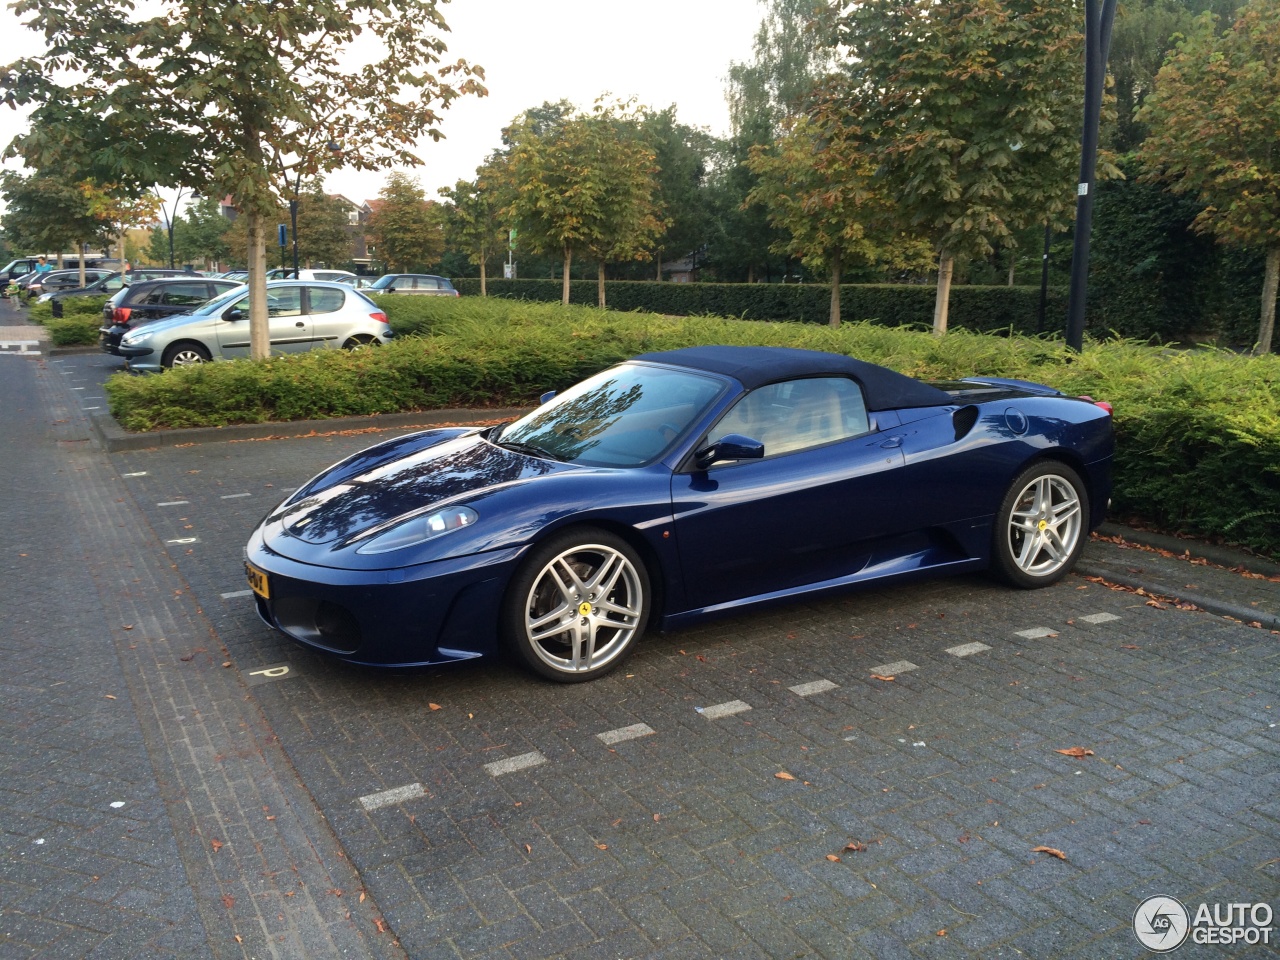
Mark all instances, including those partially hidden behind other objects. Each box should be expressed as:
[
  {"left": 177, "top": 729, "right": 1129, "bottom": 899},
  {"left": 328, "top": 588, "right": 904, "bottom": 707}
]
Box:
[{"left": 0, "top": 1, "right": 763, "bottom": 210}]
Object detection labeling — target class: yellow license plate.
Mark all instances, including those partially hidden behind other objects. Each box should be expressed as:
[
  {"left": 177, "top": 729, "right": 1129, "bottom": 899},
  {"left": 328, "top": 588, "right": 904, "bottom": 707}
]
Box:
[{"left": 245, "top": 562, "right": 270, "bottom": 599}]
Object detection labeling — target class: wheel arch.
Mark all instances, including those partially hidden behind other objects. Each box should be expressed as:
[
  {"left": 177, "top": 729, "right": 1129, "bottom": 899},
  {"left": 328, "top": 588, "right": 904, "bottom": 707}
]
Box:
[{"left": 514, "top": 517, "right": 670, "bottom": 621}]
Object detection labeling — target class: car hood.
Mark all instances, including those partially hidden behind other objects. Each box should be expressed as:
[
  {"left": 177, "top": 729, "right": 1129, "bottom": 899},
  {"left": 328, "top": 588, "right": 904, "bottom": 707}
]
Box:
[{"left": 266, "top": 432, "right": 570, "bottom": 548}]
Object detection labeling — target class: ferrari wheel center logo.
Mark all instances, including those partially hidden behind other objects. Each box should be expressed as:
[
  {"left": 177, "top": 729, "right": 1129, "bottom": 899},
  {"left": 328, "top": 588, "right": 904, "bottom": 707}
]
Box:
[
  {"left": 578, "top": 601, "right": 593, "bottom": 617},
  {"left": 1037, "top": 519, "right": 1049, "bottom": 531}
]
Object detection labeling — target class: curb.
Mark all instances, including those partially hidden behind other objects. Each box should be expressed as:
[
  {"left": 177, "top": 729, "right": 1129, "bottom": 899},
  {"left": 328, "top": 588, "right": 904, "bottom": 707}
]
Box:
[
  {"left": 1076, "top": 560, "right": 1280, "bottom": 630},
  {"left": 1098, "top": 521, "right": 1280, "bottom": 577},
  {"left": 90, "top": 405, "right": 531, "bottom": 452}
]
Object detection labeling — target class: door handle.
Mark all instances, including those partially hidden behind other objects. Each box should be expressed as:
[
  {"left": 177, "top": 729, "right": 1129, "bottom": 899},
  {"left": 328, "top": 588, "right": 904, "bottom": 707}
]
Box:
[
  {"left": 879, "top": 435, "right": 904, "bottom": 449},
  {"left": 295, "top": 321, "right": 304, "bottom": 327}
]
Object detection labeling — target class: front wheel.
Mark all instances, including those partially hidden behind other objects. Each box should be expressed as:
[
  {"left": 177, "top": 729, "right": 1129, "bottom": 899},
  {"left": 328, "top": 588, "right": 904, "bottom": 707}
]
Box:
[
  {"left": 503, "top": 529, "right": 650, "bottom": 682},
  {"left": 992, "top": 461, "right": 1089, "bottom": 589},
  {"left": 162, "top": 341, "right": 211, "bottom": 369}
]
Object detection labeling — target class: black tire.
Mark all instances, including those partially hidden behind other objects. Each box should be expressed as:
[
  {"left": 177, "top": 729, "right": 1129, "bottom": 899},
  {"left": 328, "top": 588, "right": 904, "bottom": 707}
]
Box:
[
  {"left": 161, "top": 341, "right": 212, "bottom": 369},
  {"left": 991, "top": 461, "right": 1089, "bottom": 589},
  {"left": 342, "top": 334, "right": 381, "bottom": 350},
  {"left": 502, "top": 528, "right": 650, "bottom": 683}
]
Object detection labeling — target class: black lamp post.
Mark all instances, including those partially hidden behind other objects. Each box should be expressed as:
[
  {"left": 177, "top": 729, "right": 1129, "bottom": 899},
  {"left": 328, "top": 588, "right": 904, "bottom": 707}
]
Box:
[
  {"left": 1064, "top": 0, "right": 1118, "bottom": 351},
  {"left": 160, "top": 187, "right": 198, "bottom": 269}
]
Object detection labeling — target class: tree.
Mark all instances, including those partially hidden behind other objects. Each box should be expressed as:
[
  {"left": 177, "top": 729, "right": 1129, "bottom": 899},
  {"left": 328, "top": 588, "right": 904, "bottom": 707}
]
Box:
[
  {"left": 366, "top": 172, "right": 444, "bottom": 272},
  {"left": 506, "top": 100, "right": 664, "bottom": 306},
  {"left": 1137, "top": 0, "right": 1280, "bottom": 353},
  {"left": 175, "top": 196, "right": 232, "bottom": 269},
  {"left": 639, "top": 107, "right": 718, "bottom": 281},
  {"left": 4, "top": 0, "right": 483, "bottom": 359},
  {"left": 440, "top": 163, "right": 509, "bottom": 295},
  {"left": 747, "top": 114, "right": 933, "bottom": 325},
  {"left": 825, "top": 0, "right": 1089, "bottom": 333},
  {"left": 0, "top": 172, "right": 150, "bottom": 283},
  {"left": 717, "top": 0, "right": 832, "bottom": 283},
  {"left": 294, "top": 190, "right": 357, "bottom": 268}
]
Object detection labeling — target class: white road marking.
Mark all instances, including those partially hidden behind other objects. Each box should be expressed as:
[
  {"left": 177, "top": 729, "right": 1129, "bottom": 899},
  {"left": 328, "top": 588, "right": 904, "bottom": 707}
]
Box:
[
  {"left": 869, "top": 660, "right": 919, "bottom": 676},
  {"left": 697, "top": 700, "right": 751, "bottom": 720},
  {"left": 221, "top": 589, "right": 254, "bottom": 599},
  {"left": 156, "top": 500, "right": 190, "bottom": 507},
  {"left": 358, "top": 783, "right": 425, "bottom": 811},
  {"left": 597, "top": 723, "right": 655, "bottom": 745},
  {"left": 790, "top": 679, "right": 839, "bottom": 697},
  {"left": 1015, "top": 627, "right": 1057, "bottom": 639},
  {"left": 946, "top": 642, "right": 992, "bottom": 657},
  {"left": 484, "top": 751, "right": 548, "bottom": 777},
  {"left": 1080, "top": 612, "right": 1121, "bottom": 624},
  {"left": 220, "top": 493, "right": 251, "bottom": 499}
]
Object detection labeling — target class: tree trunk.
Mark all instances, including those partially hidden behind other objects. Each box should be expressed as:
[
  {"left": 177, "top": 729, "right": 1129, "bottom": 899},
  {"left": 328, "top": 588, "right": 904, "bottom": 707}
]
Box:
[
  {"left": 1007, "top": 258, "right": 1016, "bottom": 286},
  {"left": 246, "top": 209, "right": 270, "bottom": 360},
  {"left": 77, "top": 246, "right": 87, "bottom": 288},
  {"left": 829, "top": 249, "right": 842, "bottom": 327},
  {"left": 1259, "top": 245, "right": 1279, "bottom": 355},
  {"left": 933, "top": 251, "right": 954, "bottom": 336},
  {"left": 656, "top": 249, "right": 662, "bottom": 282},
  {"left": 598, "top": 261, "right": 606, "bottom": 308},
  {"left": 561, "top": 247, "right": 572, "bottom": 305},
  {"left": 479, "top": 259, "right": 487, "bottom": 297}
]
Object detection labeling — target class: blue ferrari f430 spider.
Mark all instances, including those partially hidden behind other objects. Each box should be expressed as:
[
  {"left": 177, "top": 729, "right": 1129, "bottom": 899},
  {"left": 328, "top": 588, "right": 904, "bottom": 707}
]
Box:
[{"left": 245, "top": 346, "right": 1114, "bottom": 682}]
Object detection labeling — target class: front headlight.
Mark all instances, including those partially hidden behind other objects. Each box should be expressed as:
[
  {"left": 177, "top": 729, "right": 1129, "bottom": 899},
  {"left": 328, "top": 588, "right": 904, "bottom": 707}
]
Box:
[
  {"left": 355, "top": 505, "right": 478, "bottom": 555},
  {"left": 122, "top": 332, "right": 152, "bottom": 346}
]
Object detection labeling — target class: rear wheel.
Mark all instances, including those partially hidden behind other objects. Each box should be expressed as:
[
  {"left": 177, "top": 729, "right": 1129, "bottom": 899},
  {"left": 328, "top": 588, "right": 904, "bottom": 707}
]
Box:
[
  {"left": 503, "top": 528, "right": 649, "bottom": 682},
  {"left": 161, "top": 341, "right": 211, "bottom": 369},
  {"left": 342, "top": 334, "right": 381, "bottom": 350},
  {"left": 992, "top": 461, "right": 1088, "bottom": 589}
]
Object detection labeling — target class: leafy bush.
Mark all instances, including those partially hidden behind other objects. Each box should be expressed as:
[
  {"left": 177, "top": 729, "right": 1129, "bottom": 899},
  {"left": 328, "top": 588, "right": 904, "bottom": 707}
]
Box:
[
  {"left": 105, "top": 297, "right": 1280, "bottom": 557},
  {"left": 46, "top": 317, "right": 102, "bottom": 346}
]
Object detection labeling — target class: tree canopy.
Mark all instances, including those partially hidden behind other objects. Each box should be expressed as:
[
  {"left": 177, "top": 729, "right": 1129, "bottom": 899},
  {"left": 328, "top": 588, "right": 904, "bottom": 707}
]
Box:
[
  {"left": 3, "top": 0, "right": 482, "bottom": 356},
  {"left": 1137, "top": 0, "right": 1280, "bottom": 352}
]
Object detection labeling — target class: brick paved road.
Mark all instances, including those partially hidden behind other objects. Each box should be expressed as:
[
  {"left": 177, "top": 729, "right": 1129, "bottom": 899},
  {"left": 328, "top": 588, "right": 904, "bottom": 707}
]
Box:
[{"left": 3, "top": 346, "right": 1277, "bottom": 958}]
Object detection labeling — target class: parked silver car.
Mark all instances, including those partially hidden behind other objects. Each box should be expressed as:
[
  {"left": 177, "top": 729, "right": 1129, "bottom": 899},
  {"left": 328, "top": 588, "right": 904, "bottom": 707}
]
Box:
[{"left": 116, "top": 280, "right": 393, "bottom": 372}]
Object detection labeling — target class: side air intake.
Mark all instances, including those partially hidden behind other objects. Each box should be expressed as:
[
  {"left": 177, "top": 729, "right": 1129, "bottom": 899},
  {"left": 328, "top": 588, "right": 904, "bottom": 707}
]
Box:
[{"left": 952, "top": 405, "right": 980, "bottom": 441}]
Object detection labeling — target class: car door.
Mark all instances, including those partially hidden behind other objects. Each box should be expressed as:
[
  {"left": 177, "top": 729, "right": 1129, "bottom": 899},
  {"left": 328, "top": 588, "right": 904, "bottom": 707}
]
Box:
[
  {"left": 216, "top": 287, "right": 309, "bottom": 358},
  {"left": 303, "top": 285, "right": 346, "bottom": 347},
  {"left": 670, "top": 377, "right": 906, "bottom": 611},
  {"left": 139, "top": 281, "right": 213, "bottom": 320}
]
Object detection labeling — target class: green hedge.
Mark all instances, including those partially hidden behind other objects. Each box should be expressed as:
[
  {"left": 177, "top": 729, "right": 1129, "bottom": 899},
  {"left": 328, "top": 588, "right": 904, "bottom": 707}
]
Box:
[
  {"left": 453, "top": 279, "right": 1068, "bottom": 336},
  {"left": 103, "top": 298, "right": 1280, "bottom": 557}
]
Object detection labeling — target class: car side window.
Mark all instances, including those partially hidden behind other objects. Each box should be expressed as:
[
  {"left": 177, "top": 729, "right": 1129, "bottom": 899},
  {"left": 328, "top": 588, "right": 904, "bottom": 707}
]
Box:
[
  {"left": 159, "top": 283, "right": 212, "bottom": 306},
  {"left": 307, "top": 286, "right": 345, "bottom": 315},
  {"left": 706, "top": 377, "right": 871, "bottom": 458},
  {"left": 267, "top": 288, "right": 303, "bottom": 317}
]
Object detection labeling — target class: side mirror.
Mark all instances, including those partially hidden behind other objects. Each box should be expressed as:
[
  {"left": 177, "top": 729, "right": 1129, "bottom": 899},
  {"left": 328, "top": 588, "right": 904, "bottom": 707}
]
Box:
[
  {"left": 226, "top": 308, "right": 246, "bottom": 321},
  {"left": 385, "top": 285, "right": 397, "bottom": 293},
  {"left": 694, "top": 434, "right": 765, "bottom": 470},
  {"left": 539, "top": 390, "right": 557, "bottom": 405}
]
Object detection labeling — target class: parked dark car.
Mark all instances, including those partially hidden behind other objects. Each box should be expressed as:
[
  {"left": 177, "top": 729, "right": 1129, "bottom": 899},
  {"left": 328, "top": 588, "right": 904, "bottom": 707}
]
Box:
[
  {"left": 99, "top": 277, "right": 243, "bottom": 355},
  {"left": 245, "top": 345, "right": 1115, "bottom": 683},
  {"left": 366, "top": 273, "right": 459, "bottom": 296},
  {"left": 24, "top": 268, "right": 116, "bottom": 299},
  {"left": 43, "top": 268, "right": 204, "bottom": 304}
]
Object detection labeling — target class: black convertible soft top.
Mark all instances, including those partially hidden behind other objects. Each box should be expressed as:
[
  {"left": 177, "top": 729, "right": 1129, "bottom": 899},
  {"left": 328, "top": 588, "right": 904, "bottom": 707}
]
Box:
[{"left": 632, "top": 346, "right": 952, "bottom": 412}]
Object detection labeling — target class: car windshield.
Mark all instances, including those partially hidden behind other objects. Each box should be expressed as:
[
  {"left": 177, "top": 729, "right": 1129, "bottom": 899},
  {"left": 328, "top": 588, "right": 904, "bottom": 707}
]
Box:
[
  {"left": 496, "top": 363, "right": 726, "bottom": 468},
  {"left": 368, "top": 275, "right": 403, "bottom": 290}
]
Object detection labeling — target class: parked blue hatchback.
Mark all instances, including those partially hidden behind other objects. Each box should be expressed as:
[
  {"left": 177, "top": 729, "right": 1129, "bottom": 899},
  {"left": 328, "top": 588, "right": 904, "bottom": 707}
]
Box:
[{"left": 245, "top": 346, "right": 1114, "bottom": 682}]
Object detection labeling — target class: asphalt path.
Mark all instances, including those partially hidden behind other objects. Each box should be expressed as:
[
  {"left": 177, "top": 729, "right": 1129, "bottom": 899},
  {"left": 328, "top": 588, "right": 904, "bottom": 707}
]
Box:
[{"left": 2, "top": 321, "right": 1277, "bottom": 958}]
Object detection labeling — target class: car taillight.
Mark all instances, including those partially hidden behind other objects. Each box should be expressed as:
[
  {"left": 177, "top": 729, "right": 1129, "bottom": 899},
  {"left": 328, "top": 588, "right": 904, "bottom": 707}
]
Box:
[
  {"left": 370, "top": 311, "right": 388, "bottom": 324},
  {"left": 113, "top": 306, "right": 132, "bottom": 325},
  {"left": 1078, "top": 395, "right": 1113, "bottom": 415},
  {"left": 453, "top": 290, "right": 460, "bottom": 297}
]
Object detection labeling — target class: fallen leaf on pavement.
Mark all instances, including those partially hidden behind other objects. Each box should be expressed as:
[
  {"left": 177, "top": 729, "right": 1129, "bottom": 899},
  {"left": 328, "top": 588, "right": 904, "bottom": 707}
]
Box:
[
  {"left": 870, "top": 674, "right": 895, "bottom": 682},
  {"left": 775, "top": 771, "right": 796, "bottom": 781},
  {"left": 1033, "top": 846, "right": 1068, "bottom": 860},
  {"left": 210, "top": 839, "right": 223, "bottom": 853},
  {"left": 1055, "top": 747, "right": 1094, "bottom": 758},
  {"left": 825, "top": 854, "right": 841, "bottom": 862},
  {"left": 428, "top": 703, "right": 441, "bottom": 711}
]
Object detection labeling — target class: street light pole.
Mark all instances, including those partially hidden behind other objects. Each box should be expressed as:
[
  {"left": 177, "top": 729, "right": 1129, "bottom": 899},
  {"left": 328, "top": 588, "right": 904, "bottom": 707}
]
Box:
[
  {"left": 287, "top": 141, "right": 342, "bottom": 277},
  {"left": 1064, "top": 0, "right": 1118, "bottom": 351}
]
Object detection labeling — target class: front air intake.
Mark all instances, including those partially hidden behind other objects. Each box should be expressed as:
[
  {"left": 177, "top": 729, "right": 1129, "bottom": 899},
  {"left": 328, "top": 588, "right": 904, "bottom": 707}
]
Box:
[{"left": 952, "top": 405, "right": 979, "bottom": 441}]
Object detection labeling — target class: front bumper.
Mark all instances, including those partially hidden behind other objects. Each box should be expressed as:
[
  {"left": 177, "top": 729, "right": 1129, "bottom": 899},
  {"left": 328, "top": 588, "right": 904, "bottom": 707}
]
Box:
[{"left": 244, "top": 529, "right": 524, "bottom": 668}]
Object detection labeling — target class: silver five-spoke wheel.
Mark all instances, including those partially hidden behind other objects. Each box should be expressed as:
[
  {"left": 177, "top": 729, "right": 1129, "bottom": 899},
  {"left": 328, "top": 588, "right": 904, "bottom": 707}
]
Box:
[
  {"left": 993, "top": 462, "right": 1089, "bottom": 588},
  {"left": 505, "top": 529, "right": 649, "bottom": 682}
]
